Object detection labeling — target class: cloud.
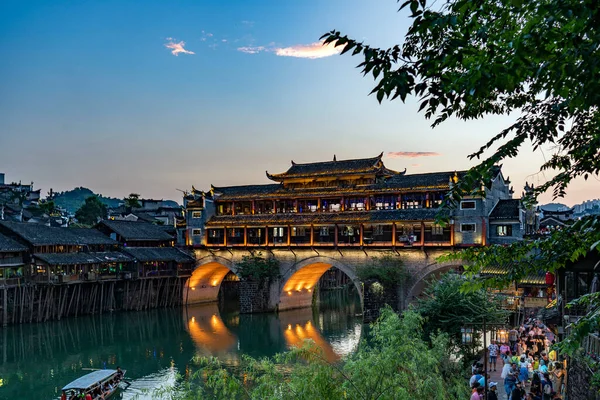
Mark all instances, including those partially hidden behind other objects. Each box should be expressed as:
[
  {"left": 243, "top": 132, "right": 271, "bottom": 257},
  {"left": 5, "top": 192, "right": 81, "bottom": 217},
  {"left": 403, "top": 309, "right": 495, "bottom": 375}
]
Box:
[
  {"left": 274, "top": 40, "right": 342, "bottom": 59},
  {"left": 164, "top": 39, "right": 195, "bottom": 56},
  {"left": 237, "top": 46, "right": 265, "bottom": 54},
  {"left": 387, "top": 151, "right": 441, "bottom": 158},
  {"left": 236, "top": 40, "right": 342, "bottom": 59}
]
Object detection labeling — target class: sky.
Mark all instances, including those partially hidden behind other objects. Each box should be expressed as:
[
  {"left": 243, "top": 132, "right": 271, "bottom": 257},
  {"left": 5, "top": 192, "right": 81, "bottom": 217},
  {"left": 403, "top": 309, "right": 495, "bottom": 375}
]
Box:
[{"left": 0, "top": 0, "right": 598, "bottom": 206}]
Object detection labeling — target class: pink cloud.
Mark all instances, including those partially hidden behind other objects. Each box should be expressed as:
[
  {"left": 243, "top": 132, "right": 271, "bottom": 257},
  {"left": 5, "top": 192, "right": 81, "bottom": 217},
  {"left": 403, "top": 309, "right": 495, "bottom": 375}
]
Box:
[
  {"left": 236, "top": 40, "right": 341, "bottom": 59},
  {"left": 387, "top": 151, "right": 441, "bottom": 158},
  {"left": 164, "top": 39, "right": 195, "bottom": 56},
  {"left": 274, "top": 40, "right": 341, "bottom": 59}
]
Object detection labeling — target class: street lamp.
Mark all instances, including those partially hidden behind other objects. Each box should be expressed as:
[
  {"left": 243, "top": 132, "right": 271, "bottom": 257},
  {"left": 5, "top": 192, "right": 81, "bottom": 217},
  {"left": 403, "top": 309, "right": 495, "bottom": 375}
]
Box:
[
  {"left": 497, "top": 328, "right": 509, "bottom": 344},
  {"left": 463, "top": 317, "right": 508, "bottom": 400},
  {"left": 461, "top": 327, "right": 474, "bottom": 344}
]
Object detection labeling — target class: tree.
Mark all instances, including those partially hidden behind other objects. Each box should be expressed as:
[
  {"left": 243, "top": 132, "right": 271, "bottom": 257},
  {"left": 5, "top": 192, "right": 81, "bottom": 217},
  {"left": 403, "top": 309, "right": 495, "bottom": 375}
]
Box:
[
  {"left": 124, "top": 193, "right": 142, "bottom": 209},
  {"left": 236, "top": 251, "right": 280, "bottom": 281},
  {"left": 356, "top": 252, "right": 409, "bottom": 287},
  {"left": 74, "top": 196, "right": 107, "bottom": 226},
  {"left": 38, "top": 200, "right": 57, "bottom": 216},
  {"left": 165, "top": 309, "right": 470, "bottom": 400},
  {"left": 414, "top": 273, "right": 510, "bottom": 364},
  {"left": 323, "top": 0, "right": 600, "bottom": 366},
  {"left": 322, "top": 0, "right": 600, "bottom": 201}
]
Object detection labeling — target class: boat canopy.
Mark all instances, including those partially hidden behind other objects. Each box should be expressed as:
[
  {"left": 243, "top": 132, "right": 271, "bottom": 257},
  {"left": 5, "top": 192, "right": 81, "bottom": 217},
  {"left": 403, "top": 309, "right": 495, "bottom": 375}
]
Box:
[{"left": 62, "top": 370, "right": 117, "bottom": 391}]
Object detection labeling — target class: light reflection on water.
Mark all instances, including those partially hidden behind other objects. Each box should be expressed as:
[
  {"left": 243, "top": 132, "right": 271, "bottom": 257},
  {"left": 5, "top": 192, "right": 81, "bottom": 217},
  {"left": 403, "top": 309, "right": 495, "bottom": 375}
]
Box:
[{"left": 0, "top": 289, "right": 362, "bottom": 400}]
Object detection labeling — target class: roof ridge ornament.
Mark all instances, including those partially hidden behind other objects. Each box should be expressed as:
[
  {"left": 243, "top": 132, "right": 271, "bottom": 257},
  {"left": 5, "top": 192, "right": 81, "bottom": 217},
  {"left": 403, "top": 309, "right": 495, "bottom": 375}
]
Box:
[{"left": 333, "top": 155, "right": 336, "bottom": 162}]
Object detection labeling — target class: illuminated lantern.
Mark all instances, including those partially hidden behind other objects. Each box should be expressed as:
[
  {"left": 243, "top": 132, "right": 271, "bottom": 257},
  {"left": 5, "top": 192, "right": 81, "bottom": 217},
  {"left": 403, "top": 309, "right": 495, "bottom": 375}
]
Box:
[{"left": 545, "top": 272, "right": 555, "bottom": 286}]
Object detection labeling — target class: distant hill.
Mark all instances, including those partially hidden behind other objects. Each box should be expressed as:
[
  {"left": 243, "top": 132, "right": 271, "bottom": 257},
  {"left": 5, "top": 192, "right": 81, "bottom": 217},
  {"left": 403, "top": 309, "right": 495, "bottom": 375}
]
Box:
[
  {"left": 539, "top": 203, "right": 570, "bottom": 212},
  {"left": 52, "top": 187, "right": 122, "bottom": 214}
]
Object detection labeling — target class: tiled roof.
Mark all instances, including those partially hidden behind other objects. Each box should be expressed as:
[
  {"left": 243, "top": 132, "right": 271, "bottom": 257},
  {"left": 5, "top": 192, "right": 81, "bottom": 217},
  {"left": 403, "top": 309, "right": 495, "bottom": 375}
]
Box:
[
  {"left": 122, "top": 247, "right": 195, "bottom": 263},
  {"left": 267, "top": 154, "right": 387, "bottom": 180},
  {"left": 0, "top": 232, "right": 28, "bottom": 252},
  {"left": 34, "top": 251, "right": 132, "bottom": 265},
  {"left": 211, "top": 171, "right": 468, "bottom": 201},
  {"left": 489, "top": 199, "right": 521, "bottom": 220},
  {"left": 206, "top": 209, "right": 444, "bottom": 227},
  {"left": 0, "top": 221, "right": 117, "bottom": 246},
  {"left": 480, "top": 265, "right": 546, "bottom": 286},
  {"left": 98, "top": 220, "right": 174, "bottom": 241}
]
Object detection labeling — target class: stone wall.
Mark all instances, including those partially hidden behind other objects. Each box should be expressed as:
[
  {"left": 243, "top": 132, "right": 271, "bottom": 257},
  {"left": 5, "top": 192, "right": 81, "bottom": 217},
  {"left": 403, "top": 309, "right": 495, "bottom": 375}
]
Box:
[
  {"left": 239, "top": 280, "right": 274, "bottom": 313},
  {"left": 567, "top": 356, "right": 600, "bottom": 400}
]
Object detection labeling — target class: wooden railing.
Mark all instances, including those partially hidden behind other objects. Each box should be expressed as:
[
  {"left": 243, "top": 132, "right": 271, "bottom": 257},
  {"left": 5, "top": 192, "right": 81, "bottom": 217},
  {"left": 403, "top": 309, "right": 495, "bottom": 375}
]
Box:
[{"left": 583, "top": 333, "right": 600, "bottom": 358}]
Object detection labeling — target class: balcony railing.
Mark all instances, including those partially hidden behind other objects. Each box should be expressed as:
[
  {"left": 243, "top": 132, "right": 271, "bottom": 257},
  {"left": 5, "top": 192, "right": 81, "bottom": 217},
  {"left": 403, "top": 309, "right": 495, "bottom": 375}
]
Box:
[{"left": 0, "top": 256, "right": 24, "bottom": 266}]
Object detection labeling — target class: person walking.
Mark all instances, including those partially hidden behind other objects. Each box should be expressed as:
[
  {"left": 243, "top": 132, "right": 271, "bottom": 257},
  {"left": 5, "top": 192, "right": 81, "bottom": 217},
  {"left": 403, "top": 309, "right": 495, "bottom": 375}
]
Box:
[
  {"left": 488, "top": 382, "right": 499, "bottom": 400},
  {"left": 504, "top": 363, "right": 518, "bottom": 398},
  {"left": 489, "top": 340, "right": 500, "bottom": 372},
  {"left": 509, "top": 328, "right": 519, "bottom": 352},
  {"left": 510, "top": 381, "right": 526, "bottom": 400}
]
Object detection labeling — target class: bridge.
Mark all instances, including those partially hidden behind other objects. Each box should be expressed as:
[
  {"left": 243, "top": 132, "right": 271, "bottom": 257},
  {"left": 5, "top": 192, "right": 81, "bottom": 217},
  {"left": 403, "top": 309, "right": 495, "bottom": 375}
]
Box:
[{"left": 183, "top": 247, "right": 462, "bottom": 319}]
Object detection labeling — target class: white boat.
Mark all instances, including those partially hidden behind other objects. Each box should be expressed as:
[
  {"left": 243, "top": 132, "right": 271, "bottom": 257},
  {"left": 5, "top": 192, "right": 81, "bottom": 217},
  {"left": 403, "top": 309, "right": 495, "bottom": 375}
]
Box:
[{"left": 61, "top": 369, "right": 125, "bottom": 399}]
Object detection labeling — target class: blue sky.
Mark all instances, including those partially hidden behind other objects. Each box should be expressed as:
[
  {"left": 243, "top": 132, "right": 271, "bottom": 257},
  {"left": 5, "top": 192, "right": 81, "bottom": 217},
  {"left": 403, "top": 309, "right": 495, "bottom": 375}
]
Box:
[{"left": 0, "top": 0, "right": 597, "bottom": 205}]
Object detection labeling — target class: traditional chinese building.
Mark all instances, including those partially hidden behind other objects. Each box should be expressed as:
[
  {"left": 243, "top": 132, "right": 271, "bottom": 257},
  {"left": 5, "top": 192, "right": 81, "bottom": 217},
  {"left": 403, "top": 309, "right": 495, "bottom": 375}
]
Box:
[{"left": 184, "top": 154, "right": 520, "bottom": 248}]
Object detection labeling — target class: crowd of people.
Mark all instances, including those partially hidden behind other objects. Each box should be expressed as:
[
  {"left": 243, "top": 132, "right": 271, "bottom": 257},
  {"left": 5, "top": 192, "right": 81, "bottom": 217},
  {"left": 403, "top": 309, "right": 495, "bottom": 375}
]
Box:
[{"left": 469, "top": 318, "right": 566, "bottom": 400}]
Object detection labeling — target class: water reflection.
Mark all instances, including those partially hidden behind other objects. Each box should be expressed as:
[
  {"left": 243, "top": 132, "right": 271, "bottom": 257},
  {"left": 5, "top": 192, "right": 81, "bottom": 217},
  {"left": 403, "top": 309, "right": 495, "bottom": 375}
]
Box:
[{"left": 0, "top": 289, "right": 362, "bottom": 400}]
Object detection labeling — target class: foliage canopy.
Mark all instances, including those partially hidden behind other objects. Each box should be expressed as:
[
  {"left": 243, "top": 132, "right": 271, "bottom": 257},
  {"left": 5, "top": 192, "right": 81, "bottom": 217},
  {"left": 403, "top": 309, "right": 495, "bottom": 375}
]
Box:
[
  {"left": 74, "top": 196, "right": 107, "bottom": 226},
  {"left": 169, "top": 309, "right": 469, "bottom": 400},
  {"left": 355, "top": 252, "right": 409, "bottom": 287},
  {"left": 322, "top": 0, "right": 600, "bottom": 201},
  {"left": 237, "top": 251, "right": 280, "bottom": 281}
]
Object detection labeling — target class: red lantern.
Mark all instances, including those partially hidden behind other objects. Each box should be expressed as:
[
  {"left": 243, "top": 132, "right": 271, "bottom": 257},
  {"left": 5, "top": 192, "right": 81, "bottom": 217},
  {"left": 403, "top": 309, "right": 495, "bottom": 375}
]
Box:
[{"left": 545, "top": 272, "right": 555, "bottom": 286}]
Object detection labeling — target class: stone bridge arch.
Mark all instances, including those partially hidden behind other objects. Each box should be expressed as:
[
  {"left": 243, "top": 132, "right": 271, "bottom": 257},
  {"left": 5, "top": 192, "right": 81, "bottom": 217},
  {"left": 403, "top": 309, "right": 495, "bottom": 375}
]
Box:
[
  {"left": 404, "top": 261, "right": 464, "bottom": 306},
  {"left": 278, "top": 256, "right": 363, "bottom": 311},
  {"left": 184, "top": 255, "right": 240, "bottom": 305}
]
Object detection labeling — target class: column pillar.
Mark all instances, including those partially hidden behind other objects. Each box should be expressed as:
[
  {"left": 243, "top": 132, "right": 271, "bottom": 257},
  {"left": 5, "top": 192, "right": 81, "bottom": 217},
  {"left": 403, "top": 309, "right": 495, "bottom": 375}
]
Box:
[
  {"left": 450, "top": 223, "right": 455, "bottom": 246},
  {"left": 317, "top": 198, "right": 321, "bottom": 212},
  {"left": 251, "top": 200, "right": 255, "bottom": 215},
  {"left": 265, "top": 226, "right": 269, "bottom": 246},
  {"left": 359, "top": 224, "right": 364, "bottom": 246},
  {"left": 231, "top": 202, "right": 236, "bottom": 215},
  {"left": 341, "top": 196, "right": 345, "bottom": 211},
  {"left": 287, "top": 225, "right": 291, "bottom": 246},
  {"left": 224, "top": 228, "right": 228, "bottom": 247},
  {"left": 392, "top": 223, "right": 396, "bottom": 247},
  {"left": 273, "top": 200, "right": 277, "bottom": 213},
  {"left": 481, "top": 217, "right": 487, "bottom": 246},
  {"left": 310, "top": 225, "right": 314, "bottom": 246},
  {"left": 420, "top": 222, "right": 425, "bottom": 246},
  {"left": 244, "top": 227, "right": 247, "bottom": 246},
  {"left": 334, "top": 225, "right": 338, "bottom": 247}
]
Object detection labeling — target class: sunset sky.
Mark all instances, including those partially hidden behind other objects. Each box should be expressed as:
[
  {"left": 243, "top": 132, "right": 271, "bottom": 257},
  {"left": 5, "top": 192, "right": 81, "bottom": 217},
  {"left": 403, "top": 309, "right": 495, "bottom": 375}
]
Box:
[{"left": 1, "top": 0, "right": 598, "bottom": 206}]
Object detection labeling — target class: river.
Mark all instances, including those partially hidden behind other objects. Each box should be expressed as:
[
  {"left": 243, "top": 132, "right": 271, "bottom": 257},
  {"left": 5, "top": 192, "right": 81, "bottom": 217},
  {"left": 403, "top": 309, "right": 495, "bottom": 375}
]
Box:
[{"left": 0, "top": 289, "right": 363, "bottom": 399}]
